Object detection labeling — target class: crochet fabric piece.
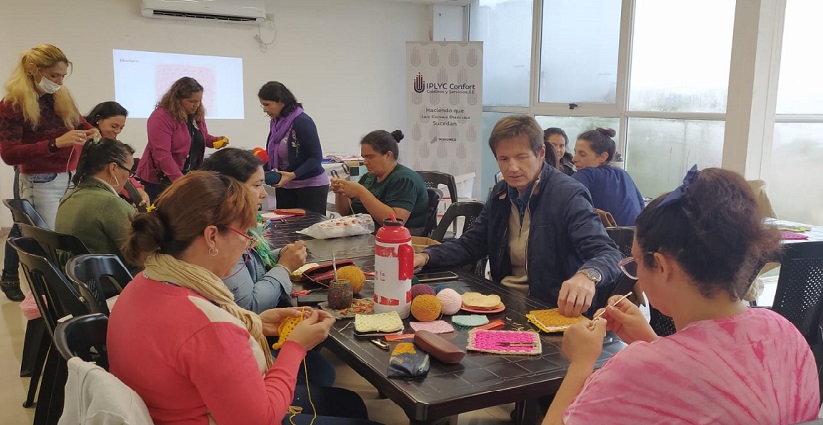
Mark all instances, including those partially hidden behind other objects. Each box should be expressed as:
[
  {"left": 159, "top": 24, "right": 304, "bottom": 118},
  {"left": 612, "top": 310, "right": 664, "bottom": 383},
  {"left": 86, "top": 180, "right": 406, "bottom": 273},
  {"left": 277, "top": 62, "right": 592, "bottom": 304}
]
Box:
[
  {"left": 467, "top": 329, "right": 542, "bottom": 355},
  {"left": 354, "top": 311, "right": 403, "bottom": 333},
  {"left": 527, "top": 308, "right": 587, "bottom": 333},
  {"left": 451, "top": 315, "right": 489, "bottom": 329},
  {"left": 409, "top": 320, "right": 454, "bottom": 334},
  {"left": 272, "top": 315, "right": 305, "bottom": 350}
]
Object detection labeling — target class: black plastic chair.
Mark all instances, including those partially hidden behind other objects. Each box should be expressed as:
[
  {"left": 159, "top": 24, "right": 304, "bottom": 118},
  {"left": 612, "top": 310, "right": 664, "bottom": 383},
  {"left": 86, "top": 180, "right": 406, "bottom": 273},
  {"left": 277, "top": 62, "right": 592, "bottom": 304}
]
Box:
[
  {"left": 18, "top": 223, "right": 90, "bottom": 272},
  {"left": 54, "top": 313, "right": 109, "bottom": 370},
  {"left": 9, "top": 237, "right": 93, "bottom": 425},
  {"left": 419, "top": 187, "right": 442, "bottom": 238},
  {"left": 772, "top": 241, "right": 823, "bottom": 346},
  {"left": 3, "top": 198, "right": 49, "bottom": 229},
  {"left": 417, "top": 171, "right": 459, "bottom": 235},
  {"left": 65, "top": 254, "right": 134, "bottom": 314},
  {"left": 430, "top": 201, "right": 485, "bottom": 242}
]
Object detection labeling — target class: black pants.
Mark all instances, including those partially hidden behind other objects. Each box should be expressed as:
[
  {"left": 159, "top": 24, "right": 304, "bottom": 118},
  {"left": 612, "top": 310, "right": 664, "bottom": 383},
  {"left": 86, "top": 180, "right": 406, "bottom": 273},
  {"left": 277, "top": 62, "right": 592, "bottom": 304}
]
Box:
[
  {"left": 275, "top": 185, "right": 329, "bottom": 215},
  {"left": 2, "top": 167, "right": 21, "bottom": 281}
]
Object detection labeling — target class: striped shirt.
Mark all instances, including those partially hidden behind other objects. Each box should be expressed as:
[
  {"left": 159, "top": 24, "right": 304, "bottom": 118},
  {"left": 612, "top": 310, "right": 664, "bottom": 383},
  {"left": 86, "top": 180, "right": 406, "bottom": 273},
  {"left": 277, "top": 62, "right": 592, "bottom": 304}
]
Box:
[{"left": 564, "top": 308, "right": 820, "bottom": 424}]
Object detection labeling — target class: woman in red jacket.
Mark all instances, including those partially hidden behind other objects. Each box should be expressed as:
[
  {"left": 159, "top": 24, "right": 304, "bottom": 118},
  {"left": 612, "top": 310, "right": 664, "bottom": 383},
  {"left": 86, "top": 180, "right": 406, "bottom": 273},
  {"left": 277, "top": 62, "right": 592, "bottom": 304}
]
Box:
[
  {"left": 0, "top": 44, "right": 98, "bottom": 300},
  {"left": 135, "top": 76, "right": 227, "bottom": 201}
]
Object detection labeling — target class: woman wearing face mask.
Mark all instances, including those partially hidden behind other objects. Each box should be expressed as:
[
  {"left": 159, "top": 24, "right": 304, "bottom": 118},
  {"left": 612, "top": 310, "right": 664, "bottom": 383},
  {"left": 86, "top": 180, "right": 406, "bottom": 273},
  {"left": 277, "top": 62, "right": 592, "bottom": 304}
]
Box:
[
  {"left": 135, "top": 76, "right": 228, "bottom": 201},
  {"left": 55, "top": 138, "right": 141, "bottom": 274},
  {"left": 85, "top": 101, "right": 150, "bottom": 208},
  {"left": 572, "top": 128, "right": 644, "bottom": 226},
  {"left": 0, "top": 44, "right": 98, "bottom": 300},
  {"left": 259, "top": 81, "right": 330, "bottom": 215}
]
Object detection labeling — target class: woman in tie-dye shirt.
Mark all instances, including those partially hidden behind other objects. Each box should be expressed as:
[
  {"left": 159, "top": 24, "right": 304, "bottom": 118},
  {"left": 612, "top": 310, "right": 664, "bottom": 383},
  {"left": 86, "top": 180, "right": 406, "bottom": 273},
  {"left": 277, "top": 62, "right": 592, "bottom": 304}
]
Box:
[{"left": 543, "top": 167, "right": 820, "bottom": 425}]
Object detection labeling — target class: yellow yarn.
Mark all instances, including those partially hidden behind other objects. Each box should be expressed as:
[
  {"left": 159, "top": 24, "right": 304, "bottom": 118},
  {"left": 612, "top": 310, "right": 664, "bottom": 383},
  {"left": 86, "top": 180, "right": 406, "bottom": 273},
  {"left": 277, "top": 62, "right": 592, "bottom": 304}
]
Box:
[
  {"left": 336, "top": 265, "right": 366, "bottom": 294},
  {"left": 271, "top": 311, "right": 305, "bottom": 350},
  {"left": 410, "top": 295, "right": 441, "bottom": 322}
]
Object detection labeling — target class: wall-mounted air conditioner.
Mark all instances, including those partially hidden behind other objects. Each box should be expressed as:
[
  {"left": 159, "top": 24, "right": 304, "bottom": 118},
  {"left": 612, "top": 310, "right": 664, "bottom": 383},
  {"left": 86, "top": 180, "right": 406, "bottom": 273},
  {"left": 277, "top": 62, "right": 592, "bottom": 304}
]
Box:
[{"left": 141, "top": 0, "right": 266, "bottom": 24}]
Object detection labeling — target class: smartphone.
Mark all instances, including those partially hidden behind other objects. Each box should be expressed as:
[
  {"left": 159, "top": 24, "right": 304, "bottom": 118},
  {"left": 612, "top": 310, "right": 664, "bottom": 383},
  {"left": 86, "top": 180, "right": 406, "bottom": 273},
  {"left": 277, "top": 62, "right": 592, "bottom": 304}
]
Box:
[{"left": 416, "top": 271, "right": 459, "bottom": 283}]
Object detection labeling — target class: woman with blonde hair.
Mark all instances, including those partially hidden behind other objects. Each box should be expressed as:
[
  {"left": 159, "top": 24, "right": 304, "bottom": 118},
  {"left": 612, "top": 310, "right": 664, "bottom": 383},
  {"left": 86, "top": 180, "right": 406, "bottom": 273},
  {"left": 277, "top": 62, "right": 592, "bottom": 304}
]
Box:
[
  {"left": 0, "top": 44, "right": 98, "bottom": 300},
  {"left": 135, "top": 76, "right": 227, "bottom": 200},
  {"left": 108, "top": 171, "right": 376, "bottom": 424}
]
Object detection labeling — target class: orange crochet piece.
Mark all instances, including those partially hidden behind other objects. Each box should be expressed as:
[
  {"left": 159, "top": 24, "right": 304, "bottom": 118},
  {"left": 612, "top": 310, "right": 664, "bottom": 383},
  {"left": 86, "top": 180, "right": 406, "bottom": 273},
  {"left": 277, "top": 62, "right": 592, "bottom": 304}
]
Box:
[{"left": 272, "top": 314, "right": 305, "bottom": 350}]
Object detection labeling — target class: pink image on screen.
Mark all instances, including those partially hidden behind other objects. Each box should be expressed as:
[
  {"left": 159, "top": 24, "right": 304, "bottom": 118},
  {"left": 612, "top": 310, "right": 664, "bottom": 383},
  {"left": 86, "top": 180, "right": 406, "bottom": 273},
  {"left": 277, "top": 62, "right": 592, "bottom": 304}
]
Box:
[{"left": 156, "top": 64, "right": 216, "bottom": 114}]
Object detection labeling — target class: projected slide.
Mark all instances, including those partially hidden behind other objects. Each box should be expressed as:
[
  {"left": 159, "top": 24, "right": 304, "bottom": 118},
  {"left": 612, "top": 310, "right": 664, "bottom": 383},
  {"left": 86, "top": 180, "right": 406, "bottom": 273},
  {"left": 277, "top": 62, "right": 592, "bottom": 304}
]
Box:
[{"left": 113, "top": 49, "right": 244, "bottom": 119}]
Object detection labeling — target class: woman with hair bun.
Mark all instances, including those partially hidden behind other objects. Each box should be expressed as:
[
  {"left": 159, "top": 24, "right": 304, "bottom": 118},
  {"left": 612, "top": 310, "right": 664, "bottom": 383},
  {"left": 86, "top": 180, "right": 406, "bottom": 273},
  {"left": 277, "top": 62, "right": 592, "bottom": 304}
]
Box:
[
  {"left": 331, "top": 129, "right": 428, "bottom": 233},
  {"left": 543, "top": 167, "right": 819, "bottom": 425},
  {"left": 108, "top": 171, "right": 378, "bottom": 425},
  {"left": 572, "top": 128, "right": 644, "bottom": 226},
  {"left": 55, "top": 138, "right": 140, "bottom": 273}
]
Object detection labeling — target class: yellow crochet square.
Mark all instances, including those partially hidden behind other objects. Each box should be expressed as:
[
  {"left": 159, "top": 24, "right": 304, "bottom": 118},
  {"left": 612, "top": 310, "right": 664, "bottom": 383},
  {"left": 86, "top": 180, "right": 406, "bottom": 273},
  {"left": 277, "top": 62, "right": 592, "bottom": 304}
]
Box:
[
  {"left": 527, "top": 308, "right": 586, "bottom": 333},
  {"left": 272, "top": 315, "right": 305, "bottom": 350}
]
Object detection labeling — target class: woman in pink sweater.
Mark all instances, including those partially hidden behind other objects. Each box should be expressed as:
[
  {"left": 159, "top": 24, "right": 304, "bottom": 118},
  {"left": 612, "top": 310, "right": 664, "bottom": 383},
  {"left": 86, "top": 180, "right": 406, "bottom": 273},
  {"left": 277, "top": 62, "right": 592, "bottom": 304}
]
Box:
[
  {"left": 108, "top": 172, "right": 373, "bottom": 425},
  {"left": 544, "top": 167, "right": 820, "bottom": 425}
]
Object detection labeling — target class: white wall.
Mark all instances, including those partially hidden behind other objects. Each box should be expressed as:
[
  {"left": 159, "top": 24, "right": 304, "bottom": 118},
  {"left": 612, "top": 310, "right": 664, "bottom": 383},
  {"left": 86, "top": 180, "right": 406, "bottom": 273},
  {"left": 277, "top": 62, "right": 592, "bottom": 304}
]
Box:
[{"left": 0, "top": 0, "right": 430, "bottom": 227}]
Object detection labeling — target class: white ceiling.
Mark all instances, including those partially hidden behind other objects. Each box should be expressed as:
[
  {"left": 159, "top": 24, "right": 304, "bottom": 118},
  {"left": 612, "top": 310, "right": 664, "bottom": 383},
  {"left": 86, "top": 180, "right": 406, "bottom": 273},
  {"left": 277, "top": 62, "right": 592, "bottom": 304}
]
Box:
[{"left": 372, "top": 0, "right": 471, "bottom": 5}]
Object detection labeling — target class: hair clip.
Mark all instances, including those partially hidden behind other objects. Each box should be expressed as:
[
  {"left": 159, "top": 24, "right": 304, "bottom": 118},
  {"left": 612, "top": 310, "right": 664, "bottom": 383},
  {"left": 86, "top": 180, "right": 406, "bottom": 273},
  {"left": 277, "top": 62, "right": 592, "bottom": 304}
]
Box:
[
  {"left": 146, "top": 204, "right": 157, "bottom": 213},
  {"left": 657, "top": 165, "right": 699, "bottom": 208}
]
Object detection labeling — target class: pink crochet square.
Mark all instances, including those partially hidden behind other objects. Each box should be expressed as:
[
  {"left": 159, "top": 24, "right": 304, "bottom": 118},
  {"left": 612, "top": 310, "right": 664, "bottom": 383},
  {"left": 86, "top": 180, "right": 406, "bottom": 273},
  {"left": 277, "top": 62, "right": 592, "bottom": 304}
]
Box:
[
  {"left": 467, "top": 329, "right": 542, "bottom": 355},
  {"left": 409, "top": 320, "right": 455, "bottom": 334}
]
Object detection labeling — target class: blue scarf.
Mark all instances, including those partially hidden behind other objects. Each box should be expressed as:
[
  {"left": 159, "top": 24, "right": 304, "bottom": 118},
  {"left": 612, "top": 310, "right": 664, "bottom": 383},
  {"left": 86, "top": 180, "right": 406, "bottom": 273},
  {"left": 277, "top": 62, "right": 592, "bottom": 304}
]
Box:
[{"left": 266, "top": 106, "right": 304, "bottom": 169}]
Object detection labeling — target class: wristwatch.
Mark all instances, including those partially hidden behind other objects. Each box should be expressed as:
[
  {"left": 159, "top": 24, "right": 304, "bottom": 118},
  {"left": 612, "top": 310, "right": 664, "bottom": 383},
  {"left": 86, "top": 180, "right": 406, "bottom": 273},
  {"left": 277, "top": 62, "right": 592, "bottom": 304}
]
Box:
[
  {"left": 578, "top": 268, "right": 602, "bottom": 285},
  {"left": 47, "top": 139, "right": 58, "bottom": 153}
]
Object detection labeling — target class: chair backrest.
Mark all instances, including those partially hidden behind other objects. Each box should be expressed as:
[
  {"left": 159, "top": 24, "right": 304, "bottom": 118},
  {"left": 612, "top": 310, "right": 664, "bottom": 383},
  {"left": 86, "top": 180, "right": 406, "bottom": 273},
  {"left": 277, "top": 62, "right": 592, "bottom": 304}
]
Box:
[
  {"left": 8, "top": 237, "right": 92, "bottom": 337},
  {"left": 54, "top": 313, "right": 109, "bottom": 369},
  {"left": 772, "top": 241, "right": 823, "bottom": 345},
  {"left": 421, "top": 187, "right": 442, "bottom": 238},
  {"left": 66, "top": 254, "right": 133, "bottom": 311},
  {"left": 18, "top": 223, "right": 90, "bottom": 272},
  {"left": 430, "top": 201, "right": 485, "bottom": 242},
  {"left": 417, "top": 171, "right": 458, "bottom": 203},
  {"left": 3, "top": 198, "right": 49, "bottom": 229}
]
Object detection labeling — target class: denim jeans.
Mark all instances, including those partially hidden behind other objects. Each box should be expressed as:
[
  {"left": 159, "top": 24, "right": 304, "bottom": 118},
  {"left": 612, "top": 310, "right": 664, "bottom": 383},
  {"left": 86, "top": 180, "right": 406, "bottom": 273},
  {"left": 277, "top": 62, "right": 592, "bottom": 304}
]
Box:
[{"left": 18, "top": 172, "right": 71, "bottom": 229}]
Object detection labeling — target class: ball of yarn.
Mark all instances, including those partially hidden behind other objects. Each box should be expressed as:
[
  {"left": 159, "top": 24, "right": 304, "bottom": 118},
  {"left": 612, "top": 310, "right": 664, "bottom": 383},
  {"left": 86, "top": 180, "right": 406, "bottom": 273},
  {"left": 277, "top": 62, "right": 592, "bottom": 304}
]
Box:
[
  {"left": 434, "top": 284, "right": 449, "bottom": 294},
  {"left": 410, "top": 295, "right": 441, "bottom": 322},
  {"left": 336, "top": 265, "right": 366, "bottom": 294},
  {"left": 436, "top": 288, "right": 462, "bottom": 315},
  {"left": 410, "top": 283, "right": 436, "bottom": 300}
]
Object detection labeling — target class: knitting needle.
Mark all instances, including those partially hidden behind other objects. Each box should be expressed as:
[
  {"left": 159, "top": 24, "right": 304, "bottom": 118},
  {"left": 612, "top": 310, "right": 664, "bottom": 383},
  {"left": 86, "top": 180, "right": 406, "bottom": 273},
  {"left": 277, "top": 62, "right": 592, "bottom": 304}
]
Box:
[{"left": 587, "top": 291, "right": 633, "bottom": 330}]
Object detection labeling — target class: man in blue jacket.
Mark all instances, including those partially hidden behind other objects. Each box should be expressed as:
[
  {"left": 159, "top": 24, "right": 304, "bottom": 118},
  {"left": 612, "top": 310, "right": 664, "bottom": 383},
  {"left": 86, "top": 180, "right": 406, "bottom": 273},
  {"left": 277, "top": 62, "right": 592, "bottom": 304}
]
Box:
[{"left": 414, "top": 115, "right": 622, "bottom": 317}]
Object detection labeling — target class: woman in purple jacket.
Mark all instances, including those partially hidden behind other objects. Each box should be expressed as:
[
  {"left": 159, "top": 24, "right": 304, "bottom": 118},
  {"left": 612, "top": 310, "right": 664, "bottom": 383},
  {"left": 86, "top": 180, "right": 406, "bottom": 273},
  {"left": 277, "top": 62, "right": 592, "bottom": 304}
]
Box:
[
  {"left": 259, "top": 81, "right": 329, "bottom": 215},
  {"left": 135, "top": 77, "right": 227, "bottom": 201}
]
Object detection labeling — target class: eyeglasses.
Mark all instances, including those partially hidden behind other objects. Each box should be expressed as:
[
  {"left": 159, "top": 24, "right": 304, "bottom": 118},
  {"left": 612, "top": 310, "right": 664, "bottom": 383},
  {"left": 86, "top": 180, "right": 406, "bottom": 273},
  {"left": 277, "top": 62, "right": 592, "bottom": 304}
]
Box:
[
  {"left": 116, "top": 163, "right": 135, "bottom": 179},
  {"left": 618, "top": 257, "right": 638, "bottom": 280},
  {"left": 226, "top": 226, "right": 256, "bottom": 249}
]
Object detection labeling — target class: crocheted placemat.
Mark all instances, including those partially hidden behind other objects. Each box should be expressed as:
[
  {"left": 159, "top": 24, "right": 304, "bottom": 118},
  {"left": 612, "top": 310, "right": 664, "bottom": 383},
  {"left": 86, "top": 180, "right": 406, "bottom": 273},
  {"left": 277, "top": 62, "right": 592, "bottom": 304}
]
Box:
[
  {"left": 409, "top": 320, "right": 455, "bottom": 334},
  {"left": 451, "top": 314, "right": 489, "bottom": 329},
  {"left": 467, "top": 329, "right": 542, "bottom": 355},
  {"left": 527, "top": 308, "right": 587, "bottom": 333},
  {"left": 354, "top": 311, "right": 404, "bottom": 333}
]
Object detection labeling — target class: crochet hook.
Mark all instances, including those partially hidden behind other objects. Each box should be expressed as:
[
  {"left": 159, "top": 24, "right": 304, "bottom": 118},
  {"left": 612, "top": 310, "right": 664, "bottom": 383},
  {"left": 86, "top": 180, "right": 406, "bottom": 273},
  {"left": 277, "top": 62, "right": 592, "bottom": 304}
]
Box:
[{"left": 588, "top": 291, "right": 633, "bottom": 330}]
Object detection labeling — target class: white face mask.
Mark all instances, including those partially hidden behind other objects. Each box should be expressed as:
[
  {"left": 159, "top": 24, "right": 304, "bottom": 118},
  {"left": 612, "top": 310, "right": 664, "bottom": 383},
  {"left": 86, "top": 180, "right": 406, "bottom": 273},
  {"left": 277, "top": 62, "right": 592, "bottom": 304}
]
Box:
[{"left": 37, "top": 76, "right": 61, "bottom": 94}]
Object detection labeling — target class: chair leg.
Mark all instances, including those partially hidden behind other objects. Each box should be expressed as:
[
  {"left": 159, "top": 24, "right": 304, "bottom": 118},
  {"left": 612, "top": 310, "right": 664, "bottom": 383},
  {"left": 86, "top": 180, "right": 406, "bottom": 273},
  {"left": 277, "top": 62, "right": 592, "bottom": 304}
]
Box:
[
  {"left": 20, "top": 318, "right": 45, "bottom": 377},
  {"left": 33, "top": 346, "right": 58, "bottom": 425},
  {"left": 23, "top": 328, "right": 50, "bottom": 408}
]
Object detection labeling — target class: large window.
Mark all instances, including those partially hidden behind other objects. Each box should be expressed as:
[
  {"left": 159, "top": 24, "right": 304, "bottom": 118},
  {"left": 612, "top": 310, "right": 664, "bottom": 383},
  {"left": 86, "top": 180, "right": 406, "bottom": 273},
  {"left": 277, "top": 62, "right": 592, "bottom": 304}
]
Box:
[
  {"left": 470, "top": 0, "right": 533, "bottom": 107},
  {"left": 770, "top": 0, "right": 823, "bottom": 224},
  {"left": 628, "top": 0, "right": 735, "bottom": 113},
  {"left": 538, "top": 0, "right": 621, "bottom": 104}
]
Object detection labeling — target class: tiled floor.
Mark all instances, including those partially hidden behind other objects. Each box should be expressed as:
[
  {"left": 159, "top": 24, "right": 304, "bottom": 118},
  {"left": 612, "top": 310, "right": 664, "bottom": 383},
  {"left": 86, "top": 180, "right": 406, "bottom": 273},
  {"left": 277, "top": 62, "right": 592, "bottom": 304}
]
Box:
[{"left": 0, "top": 230, "right": 512, "bottom": 425}]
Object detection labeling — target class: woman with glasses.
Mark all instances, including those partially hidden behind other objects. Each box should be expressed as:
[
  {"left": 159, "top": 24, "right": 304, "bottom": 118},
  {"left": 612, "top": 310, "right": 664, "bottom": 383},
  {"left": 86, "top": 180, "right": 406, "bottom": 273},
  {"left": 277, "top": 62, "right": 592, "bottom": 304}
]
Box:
[
  {"left": 55, "top": 138, "right": 141, "bottom": 274},
  {"left": 543, "top": 167, "right": 819, "bottom": 425}
]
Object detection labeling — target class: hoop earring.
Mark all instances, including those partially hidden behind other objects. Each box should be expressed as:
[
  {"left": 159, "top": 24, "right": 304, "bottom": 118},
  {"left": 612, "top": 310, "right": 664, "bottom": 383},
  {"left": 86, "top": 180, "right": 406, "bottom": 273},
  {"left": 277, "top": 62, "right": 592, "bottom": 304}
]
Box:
[{"left": 209, "top": 247, "right": 219, "bottom": 257}]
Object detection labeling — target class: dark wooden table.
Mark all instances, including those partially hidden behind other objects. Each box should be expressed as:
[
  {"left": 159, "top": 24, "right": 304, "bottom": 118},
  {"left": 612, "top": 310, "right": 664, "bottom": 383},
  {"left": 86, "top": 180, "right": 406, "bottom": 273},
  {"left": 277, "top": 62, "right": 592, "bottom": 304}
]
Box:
[{"left": 267, "top": 212, "right": 626, "bottom": 424}]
